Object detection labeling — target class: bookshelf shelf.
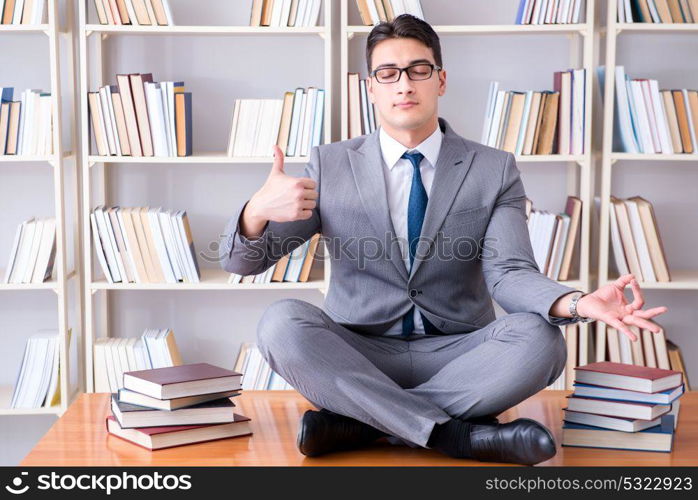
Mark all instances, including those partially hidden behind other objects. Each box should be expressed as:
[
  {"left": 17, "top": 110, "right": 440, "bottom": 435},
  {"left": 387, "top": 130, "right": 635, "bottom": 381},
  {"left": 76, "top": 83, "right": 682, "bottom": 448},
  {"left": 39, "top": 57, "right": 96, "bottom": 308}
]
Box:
[
  {"left": 0, "top": 385, "right": 62, "bottom": 416},
  {"left": 0, "top": 0, "right": 81, "bottom": 417},
  {"left": 515, "top": 154, "right": 587, "bottom": 164},
  {"left": 87, "top": 153, "right": 311, "bottom": 165},
  {"left": 90, "top": 268, "right": 325, "bottom": 291},
  {"left": 610, "top": 153, "right": 698, "bottom": 162},
  {"left": 79, "top": 0, "right": 334, "bottom": 393},
  {"left": 615, "top": 22, "right": 698, "bottom": 34},
  {"left": 601, "top": 270, "right": 698, "bottom": 291},
  {"left": 345, "top": 24, "right": 590, "bottom": 36},
  {"left": 84, "top": 24, "right": 326, "bottom": 36}
]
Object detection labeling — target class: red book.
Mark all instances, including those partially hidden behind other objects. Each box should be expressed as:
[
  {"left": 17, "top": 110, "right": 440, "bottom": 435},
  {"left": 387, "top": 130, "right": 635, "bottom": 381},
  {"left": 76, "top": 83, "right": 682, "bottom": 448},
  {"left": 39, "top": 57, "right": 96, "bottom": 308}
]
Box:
[
  {"left": 574, "top": 361, "right": 682, "bottom": 393},
  {"left": 106, "top": 414, "right": 252, "bottom": 451}
]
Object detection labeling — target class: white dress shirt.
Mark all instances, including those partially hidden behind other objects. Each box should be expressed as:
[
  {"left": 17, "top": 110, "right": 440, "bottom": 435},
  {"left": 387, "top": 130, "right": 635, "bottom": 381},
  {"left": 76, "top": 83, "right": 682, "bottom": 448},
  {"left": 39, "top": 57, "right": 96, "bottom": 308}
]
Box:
[{"left": 378, "top": 124, "right": 444, "bottom": 336}]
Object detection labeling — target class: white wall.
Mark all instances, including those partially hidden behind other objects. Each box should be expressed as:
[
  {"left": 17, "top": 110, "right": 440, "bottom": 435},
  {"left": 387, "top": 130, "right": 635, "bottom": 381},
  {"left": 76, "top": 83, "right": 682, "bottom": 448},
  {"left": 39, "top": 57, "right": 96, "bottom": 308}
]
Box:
[{"left": 1, "top": 0, "right": 696, "bottom": 464}]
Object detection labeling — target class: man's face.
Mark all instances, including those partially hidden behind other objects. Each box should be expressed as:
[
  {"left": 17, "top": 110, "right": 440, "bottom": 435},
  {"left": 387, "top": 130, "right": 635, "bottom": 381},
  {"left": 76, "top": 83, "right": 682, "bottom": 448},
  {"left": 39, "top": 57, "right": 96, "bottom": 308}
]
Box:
[{"left": 367, "top": 37, "right": 446, "bottom": 132}]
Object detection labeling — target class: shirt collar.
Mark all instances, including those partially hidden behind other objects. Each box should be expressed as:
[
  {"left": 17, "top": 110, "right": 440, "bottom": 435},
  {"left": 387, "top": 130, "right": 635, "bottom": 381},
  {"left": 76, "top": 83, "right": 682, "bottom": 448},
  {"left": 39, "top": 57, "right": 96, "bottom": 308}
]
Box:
[{"left": 379, "top": 124, "right": 443, "bottom": 170}]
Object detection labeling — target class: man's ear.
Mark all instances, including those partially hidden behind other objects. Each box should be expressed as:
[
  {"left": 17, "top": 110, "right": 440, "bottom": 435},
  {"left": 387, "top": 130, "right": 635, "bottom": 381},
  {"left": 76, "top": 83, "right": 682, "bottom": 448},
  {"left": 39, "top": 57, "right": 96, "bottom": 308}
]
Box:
[
  {"left": 367, "top": 76, "right": 375, "bottom": 103},
  {"left": 438, "top": 68, "right": 447, "bottom": 97}
]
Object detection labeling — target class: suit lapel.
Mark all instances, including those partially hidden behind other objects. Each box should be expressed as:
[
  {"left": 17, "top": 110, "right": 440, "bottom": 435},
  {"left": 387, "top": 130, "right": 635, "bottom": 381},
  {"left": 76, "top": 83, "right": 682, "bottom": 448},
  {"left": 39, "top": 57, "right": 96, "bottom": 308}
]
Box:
[
  {"left": 347, "top": 131, "right": 409, "bottom": 281},
  {"left": 408, "top": 119, "right": 476, "bottom": 279}
]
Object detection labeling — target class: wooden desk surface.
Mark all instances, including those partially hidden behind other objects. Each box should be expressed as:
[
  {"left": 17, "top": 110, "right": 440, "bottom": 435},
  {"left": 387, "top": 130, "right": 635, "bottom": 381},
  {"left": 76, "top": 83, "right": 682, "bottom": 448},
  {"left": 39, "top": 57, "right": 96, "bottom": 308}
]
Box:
[{"left": 21, "top": 390, "right": 698, "bottom": 466}]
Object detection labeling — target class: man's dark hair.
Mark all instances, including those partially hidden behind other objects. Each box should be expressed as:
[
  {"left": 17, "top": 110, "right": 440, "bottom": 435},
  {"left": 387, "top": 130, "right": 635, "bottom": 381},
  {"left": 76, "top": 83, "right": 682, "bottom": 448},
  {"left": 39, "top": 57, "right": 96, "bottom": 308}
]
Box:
[{"left": 366, "top": 14, "right": 442, "bottom": 74}]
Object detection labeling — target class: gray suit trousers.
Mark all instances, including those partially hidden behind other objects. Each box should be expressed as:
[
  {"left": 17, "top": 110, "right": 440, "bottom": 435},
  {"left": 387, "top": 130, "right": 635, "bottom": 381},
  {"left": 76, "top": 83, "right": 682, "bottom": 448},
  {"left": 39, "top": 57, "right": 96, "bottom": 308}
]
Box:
[{"left": 256, "top": 298, "right": 567, "bottom": 448}]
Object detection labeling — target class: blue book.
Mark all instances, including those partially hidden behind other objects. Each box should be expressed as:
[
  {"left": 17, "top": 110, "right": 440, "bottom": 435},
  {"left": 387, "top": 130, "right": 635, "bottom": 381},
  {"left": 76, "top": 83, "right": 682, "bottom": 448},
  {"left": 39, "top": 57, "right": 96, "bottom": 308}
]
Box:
[
  {"left": 515, "top": 0, "right": 527, "bottom": 24},
  {"left": 562, "top": 415, "right": 675, "bottom": 452},
  {"left": 573, "top": 382, "right": 684, "bottom": 405},
  {"left": 0, "top": 87, "right": 13, "bottom": 103}
]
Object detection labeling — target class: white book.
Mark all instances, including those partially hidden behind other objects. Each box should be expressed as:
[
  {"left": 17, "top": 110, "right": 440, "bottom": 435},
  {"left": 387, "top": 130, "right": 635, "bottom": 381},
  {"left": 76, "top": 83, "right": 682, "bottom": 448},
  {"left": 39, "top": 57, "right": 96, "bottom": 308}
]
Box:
[
  {"left": 175, "top": 211, "right": 200, "bottom": 283},
  {"left": 624, "top": 199, "right": 656, "bottom": 283},
  {"left": 392, "top": 0, "right": 407, "bottom": 16},
  {"left": 11, "top": 218, "right": 35, "bottom": 283},
  {"left": 101, "top": 207, "right": 129, "bottom": 283},
  {"left": 147, "top": 207, "right": 177, "bottom": 283},
  {"left": 123, "top": 0, "right": 140, "bottom": 26},
  {"left": 365, "top": 0, "right": 380, "bottom": 24},
  {"left": 251, "top": 100, "right": 272, "bottom": 157},
  {"left": 134, "top": 339, "right": 152, "bottom": 370},
  {"left": 286, "top": 88, "right": 305, "bottom": 156},
  {"left": 624, "top": 0, "right": 633, "bottom": 22},
  {"left": 572, "top": 0, "right": 583, "bottom": 22},
  {"left": 242, "top": 347, "right": 264, "bottom": 390},
  {"left": 12, "top": 0, "right": 25, "bottom": 24},
  {"left": 94, "top": 206, "right": 122, "bottom": 282},
  {"left": 359, "top": 79, "right": 370, "bottom": 136},
  {"left": 144, "top": 0, "right": 157, "bottom": 25},
  {"left": 116, "top": 338, "right": 130, "bottom": 388},
  {"left": 278, "top": 0, "right": 292, "bottom": 26},
  {"left": 306, "top": 0, "right": 322, "bottom": 26},
  {"left": 31, "top": 217, "right": 56, "bottom": 283},
  {"left": 98, "top": 87, "right": 117, "bottom": 155},
  {"left": 270, "top": 0, "right": 284, "bottom": 26},
  {"left": 549, "top": 214, "right": 570, "bottom": 279},
  {"left": 13, "top": 335, "right": 50, "bottom": 408},
  {"left": 558, "top": 71, "right": 572, "bottom": 154},
  {"left": 90, "top": 212, "right": 114, "bottom": 283},
  {"left": 42, "top": 93, "right": 52, "bottom": 155},
  {"left": 293, "top": 0, "right": 309, "bottom": 26},
  {"left": 23, "top": 217, "right": 44, "bottom": 283},
  {"left": 609, "top": 199, "right": 630, "bottom": 276},
  {"left": 105, "top": 86, "right": 122, "bottom": 155},
  {"left": 161, "top": 0, "right": 174, "bottom": 25},
  {"left": 481, "top": 81, "right": 499, "bottom": 144},
  {"left": 31, "top": 0, "right": 46, "bottom": 24},
  {"left": 93, "top": 339, "right": 111, "bottom": 393},
  {"left": 572, "top": 69, "right": 585, "bottom": 154},
  {"left": 487, "top": 90, "right": 506, "bottom": 147},
  {"left": 515, "top": 90, "right": 534, "bottom": 155},
  {"left": 614, "top": 67, "right": 639, "bottom": 153},
  {"left": 640, "top": 80, "right": 662, "bottom": 153},
  {"left": 617, "top": 0, "right": 625, "bottom": 22},
  {"left": 231, "top": 99, "right": 248, "bottom": 157},
  {"left": 4, "top": 221, "right": 25, "bottom": 284},
  {"left": 158, "top": 210, "right": 183, "bottom": 282},
  {"left": 293, "top": 90, "right": 308, "bottom": 156},
  {"left": 544, "top": 0, "right": 556, "bottom": 23},
  {"left": 618, "top": 330, "right": 633, "bottom": 364},
  {"left": 647, "top": 0, "right": 661, "bottom": 22},
  {"left": 243, "top": 99, "right": 262, "bottom": 157},
  {"left": 405, "top": 0, "right": 424, "bottom": 19},
  {"left": 168, "top": 211, "right": 192, "bottom": 283},
  {"left": 16, "top": 90, "right": 28, "bottom": 155},
  {"left": 144, "top": 83, "right": 169, "bottom": 156},
  {"left": 300, "top": 88, "right": 318, "bottom": 157},
  {"left": 649, "top": 79, "right": 674, "bottom": 154},
  {"left": 115, "top": 208, "right": 142, "bottom": 283},
  {"left": 160, "top": 81, "right": 173, "bottom": 156},
  {"left": 103, "top": 338, "right": 118, "bottom": 393},
  {"left": 311, "top": 88, "right": 325, "bottom": 147},
  {"left": 227, "top": 99, "right": 241, "bottom": 157},
  {"left": 630, "top": 80, "right": 655, "bottom": 153}
]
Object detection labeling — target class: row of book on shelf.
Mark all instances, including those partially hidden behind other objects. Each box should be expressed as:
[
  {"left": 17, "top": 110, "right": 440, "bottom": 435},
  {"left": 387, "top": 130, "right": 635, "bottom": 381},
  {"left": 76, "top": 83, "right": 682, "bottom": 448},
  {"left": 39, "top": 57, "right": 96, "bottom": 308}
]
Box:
[
  {"left": 3, "top": 217, "right": 56, "bottom": 284},
  {"left": 10, "top": 329, "right": 70, "bottom": 409},
  {"left": 92, "top": 0, "right": 173, "bottom": 26},
  {"left": 525, "top": 196, "right": 581, "bottom": 281},
  {"left": 89, "top": 74, "right": 192, "bottom": 157},
  {"left": 482, "top": 69, "right": 587, "bottom": 156},
  {"left": 227, "top": 233, "right": 322, "bottom": 284},
  {"left": 354, "top": 0, "right": 424, "bottom": 25},
  {"left": 347, "top": 74, "right": 380, "bottom": 139},
  {"left": 93, "top": 328, "right": 182, "bottom": 393},
  {"left": 236, "top": 343, "right": 293, "bottom": 390},
  {"left": 619, "top": 0, "right": 698, "bottom": 23},
  {"left": 608, "top": 195, "right": 670, "bottom": 283},
  {"left": 107, "top": 363, "right": 251, "bottom": 451},
  {"left": 0, "top": 0, "right": 46, "bottom": 24},
  {"left": 604, "top": 66, "right": 698, "bottom": 155},
  {"left": 516, "top": 0, "right": 585, "bottom": 24},
  {"left": 0, "top": 87, "right": 53, "bottom": 156},
  {"left": 91, "top": 205, "right": 201, "bottom": 284},
  {"left": 250, "top": 0, "right": 322, "bottom": 27},
  {"left": 227, "top": 87, "right": 325, "bottom": 158},
  {"left": 561, "top": 361, "right": 684, "bottom": 452}
]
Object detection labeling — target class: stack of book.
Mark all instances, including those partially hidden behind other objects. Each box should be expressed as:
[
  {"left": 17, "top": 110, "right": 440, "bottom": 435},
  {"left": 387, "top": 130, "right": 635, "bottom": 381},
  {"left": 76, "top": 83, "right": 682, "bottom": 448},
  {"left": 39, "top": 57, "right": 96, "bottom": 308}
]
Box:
[
  {"left": 227, "top": 233, "right": 322, "bottom": 284},
  {"left": 107, "top": 363, "right": 252, "bottom": 450},
  {"left": 525, "top": 196, "right": 582, "bottom": 281},
  {"left": 93, "top": 328, "right": 183, "bottom": 393},
  {"left": 227, "top": 87, "right": 324, "bottom": 158},
  {"left": 249, "top": 0, "right": 322, "bottom": 27},
  {"left": 482, "top": 69, "right": 587, "bottom": 155},
  {"left": 0, "top": 0, "right": 46, "bottom": 24},
  {"left": 608, "top": 195, "right": 670, "bottom": 283},
  {"left": 562, "top": 361, "right": 684, "bottom": 452},
  {"left": 92, "top": 0, "right": 174, "bottom": 26},
  {"left": 603, "top": 66, "right": 698, "bottom": 154},
  {"left": 236, "top": 343, "right": 293, "bottom": 390},
  {"left": 619, "top": 0, "right": 698, "bottom": 23},
  {"left": 90, "top": 205, "right": 201, "bottom": 284},
  {"left": 516, "top": 0, "right": 584, "bottom": 24},
  {"left": 11, "top": 329, "right": 71, "bottom": 409},
  {"left": 88, "top": 73, "right": 192, "bottom": 157},
  {"left": 3, "top": 217, "right": 56, "bottom": 284},
  {"left": 347, "top": 73, "right": 380, "bottom": 139},
  {"left": 0, "top": 87, "right": 53, "bottom": 156},
  {"left": 354, "top": 0, "right": 425, "bottom": 25}
]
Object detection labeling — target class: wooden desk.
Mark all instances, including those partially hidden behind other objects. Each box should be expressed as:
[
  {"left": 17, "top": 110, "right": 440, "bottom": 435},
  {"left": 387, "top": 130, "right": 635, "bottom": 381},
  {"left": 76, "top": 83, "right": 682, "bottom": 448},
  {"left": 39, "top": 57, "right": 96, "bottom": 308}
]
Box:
[{"left": 21, "top": 390, "right": 698, "bottom": 466}]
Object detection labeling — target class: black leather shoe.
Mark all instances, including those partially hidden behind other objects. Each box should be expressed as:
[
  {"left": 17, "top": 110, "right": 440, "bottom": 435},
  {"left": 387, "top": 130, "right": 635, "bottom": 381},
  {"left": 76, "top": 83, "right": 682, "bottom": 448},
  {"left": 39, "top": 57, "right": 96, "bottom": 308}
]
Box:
[
  {"left": 469, "top": 418, "right": 556, "bottom": 465},
  {"left": 297, "top": 409, "right": 387, "bottom": 457}
]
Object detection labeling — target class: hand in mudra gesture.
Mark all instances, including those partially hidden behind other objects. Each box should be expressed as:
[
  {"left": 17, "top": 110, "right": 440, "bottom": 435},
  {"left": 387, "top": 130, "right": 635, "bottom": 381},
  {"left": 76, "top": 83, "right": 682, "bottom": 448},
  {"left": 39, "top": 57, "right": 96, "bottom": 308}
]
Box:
[
  {"left": 576, "top": 274, "right": 668, "bottom": 341},
  {"left": 247, "top": 144, "right": 318, "bottom": 223}
]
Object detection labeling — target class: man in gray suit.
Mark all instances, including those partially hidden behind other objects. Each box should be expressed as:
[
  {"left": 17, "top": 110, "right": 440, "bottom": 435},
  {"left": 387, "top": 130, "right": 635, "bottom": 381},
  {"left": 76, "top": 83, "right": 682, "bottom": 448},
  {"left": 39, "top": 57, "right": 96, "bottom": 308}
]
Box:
[{"left": 221, "top": 15, "right": 667, "bottom": 464}]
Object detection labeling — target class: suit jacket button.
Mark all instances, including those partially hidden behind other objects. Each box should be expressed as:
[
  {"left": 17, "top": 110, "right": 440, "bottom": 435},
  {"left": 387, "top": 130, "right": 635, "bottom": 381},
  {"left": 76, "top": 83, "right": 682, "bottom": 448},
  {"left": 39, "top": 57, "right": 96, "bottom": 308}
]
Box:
[{"left": 409, "top": 289, "right": 418, "bottom": 298}]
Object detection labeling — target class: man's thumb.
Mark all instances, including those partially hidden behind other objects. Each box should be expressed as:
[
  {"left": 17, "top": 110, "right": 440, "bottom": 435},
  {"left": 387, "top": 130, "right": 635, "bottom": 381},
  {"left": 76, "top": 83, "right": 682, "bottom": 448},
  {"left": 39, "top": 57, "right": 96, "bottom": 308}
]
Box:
[{"left": 270, "top": 144, "right": 285, "bottom": 175}]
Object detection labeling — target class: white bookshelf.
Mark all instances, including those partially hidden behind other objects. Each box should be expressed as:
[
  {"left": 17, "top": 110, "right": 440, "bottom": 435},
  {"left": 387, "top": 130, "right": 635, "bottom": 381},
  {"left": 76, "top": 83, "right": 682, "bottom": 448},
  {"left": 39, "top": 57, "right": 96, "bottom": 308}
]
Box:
[
  {"left": 339, "top": 0, "right": 597, "bottom": 369},
  {"left": 597, "top": 0, "right": 698, "bottom": 362},
  {"left": 78, "top": 0, "right": 334, "bottom": 392},
  {"left": 0, "top": 0, "right": 81, "bottom": 416}
]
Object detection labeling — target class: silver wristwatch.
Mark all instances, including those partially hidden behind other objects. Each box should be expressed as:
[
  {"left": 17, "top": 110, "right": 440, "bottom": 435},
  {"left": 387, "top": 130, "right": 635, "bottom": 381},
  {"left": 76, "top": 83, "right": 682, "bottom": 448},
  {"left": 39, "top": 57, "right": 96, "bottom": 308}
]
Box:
[{"left": 569, "top": 291, "right": 594, "bottom": 323}]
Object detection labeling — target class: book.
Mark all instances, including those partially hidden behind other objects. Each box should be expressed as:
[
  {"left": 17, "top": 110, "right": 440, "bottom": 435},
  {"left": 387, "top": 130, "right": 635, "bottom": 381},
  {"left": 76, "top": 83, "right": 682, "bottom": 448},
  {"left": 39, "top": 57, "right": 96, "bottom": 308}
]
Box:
[
  {"left": 117, "top": 388, "right": 240, "bottom": 411},
  {"left": 572, "top": 382, "right": 684, "bottom": 405},
  {"left": 565, "top": 395, "right": 671, "bottom": 420},
  {"left": 94, "top": 0, "right": 174, "bottom": 26},
  {"left": 562, "top": 409, "right": 664, "bottom": 433},
  {"left": 353, "top": 0, "right": 424, "bottom": 25},
  {"left": 574, "top": 361, "right": 683, "bottom": 393},
  {"left": 561, "top": 416, "right": 675, "bottom": 452},
  {"left": 111, "top": 393, "right": 238, "bottom": 428},
  {"left": 123, "top": 363, "right": 242, "bottom": 399},
  {"left": 3, "top": 217, "right": 56, "bottom": 284},
  {"left": 106, "top": 413, "right": 252, "bottom": 450}
]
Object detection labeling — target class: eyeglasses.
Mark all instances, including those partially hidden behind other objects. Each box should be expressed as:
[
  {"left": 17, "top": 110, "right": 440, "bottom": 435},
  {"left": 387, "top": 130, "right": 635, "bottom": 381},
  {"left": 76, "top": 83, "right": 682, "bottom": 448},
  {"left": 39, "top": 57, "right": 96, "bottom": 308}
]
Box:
[{"left": 370, "top": 63, "right": 442, "bottom": 84}]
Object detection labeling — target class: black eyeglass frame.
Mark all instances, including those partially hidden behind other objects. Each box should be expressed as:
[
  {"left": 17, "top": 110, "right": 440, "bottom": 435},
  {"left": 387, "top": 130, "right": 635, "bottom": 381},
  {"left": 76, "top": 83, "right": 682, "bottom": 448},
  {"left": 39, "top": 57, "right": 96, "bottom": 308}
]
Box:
[{"left": 369, "top": 63, "right": 442, "bottom": 84}]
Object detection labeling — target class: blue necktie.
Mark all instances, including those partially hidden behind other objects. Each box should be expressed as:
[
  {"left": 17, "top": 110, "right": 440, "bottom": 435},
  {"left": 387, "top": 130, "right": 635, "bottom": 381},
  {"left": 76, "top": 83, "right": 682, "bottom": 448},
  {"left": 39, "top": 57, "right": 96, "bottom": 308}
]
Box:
[{"left": 401, "top": 151, "right": 440, "bottom": 337}]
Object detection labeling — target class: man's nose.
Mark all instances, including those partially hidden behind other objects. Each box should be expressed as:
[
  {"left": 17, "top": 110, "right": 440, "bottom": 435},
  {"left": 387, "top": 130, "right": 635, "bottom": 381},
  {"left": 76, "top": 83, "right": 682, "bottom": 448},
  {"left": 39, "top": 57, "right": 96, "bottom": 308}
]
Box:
[{"left": 396, "top": 73, "right": 415, "bottom": 93}]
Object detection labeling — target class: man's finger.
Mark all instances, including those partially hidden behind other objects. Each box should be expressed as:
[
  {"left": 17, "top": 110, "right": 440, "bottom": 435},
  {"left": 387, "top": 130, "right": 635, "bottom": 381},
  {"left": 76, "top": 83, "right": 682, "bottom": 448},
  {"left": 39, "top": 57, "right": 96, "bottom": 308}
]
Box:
[
  {"left": 601, "top": 315, "right": 638, "bottom": 341},
  {"left": 303, "top": 188, "right": 319, "bottom": 200},
  {"left": 627, "top": 278, "right": 645, "bottom": 311},
  {"left": 297, "top": 177, "right": 317, "bottom": 189},
  {"left": 270, "top": 144, "right": 285, "bottom": 175},
  {"left": 613, "top": 274, "right": 635, "bottom": 290},
  {"left": 622, "top": 314, "right": 662, "bottom": 334},
  {"left": 632, "top": 306, "right": 668, "bottom": 319}
]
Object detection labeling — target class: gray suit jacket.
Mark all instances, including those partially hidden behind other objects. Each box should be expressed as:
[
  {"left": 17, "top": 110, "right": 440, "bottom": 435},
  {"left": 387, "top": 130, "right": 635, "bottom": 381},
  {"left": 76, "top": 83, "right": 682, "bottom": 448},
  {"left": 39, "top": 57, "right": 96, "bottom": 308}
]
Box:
[{"left": 220, "top": 117, "right": 579, "bottom": 335}]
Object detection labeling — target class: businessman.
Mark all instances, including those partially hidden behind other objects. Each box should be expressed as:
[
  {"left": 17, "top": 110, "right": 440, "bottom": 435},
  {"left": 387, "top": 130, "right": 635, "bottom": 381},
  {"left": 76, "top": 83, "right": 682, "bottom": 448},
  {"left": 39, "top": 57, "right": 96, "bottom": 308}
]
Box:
[{"left": 220, "top": 15, "right": 668, "bottom": 465}]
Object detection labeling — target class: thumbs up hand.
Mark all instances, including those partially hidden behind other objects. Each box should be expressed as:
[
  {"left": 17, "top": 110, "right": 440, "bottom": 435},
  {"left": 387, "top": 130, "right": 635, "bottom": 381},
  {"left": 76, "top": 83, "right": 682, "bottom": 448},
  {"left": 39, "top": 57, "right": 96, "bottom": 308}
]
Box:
[{"left": 245, "top": 145, "right": 319, "bottom": 226}]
